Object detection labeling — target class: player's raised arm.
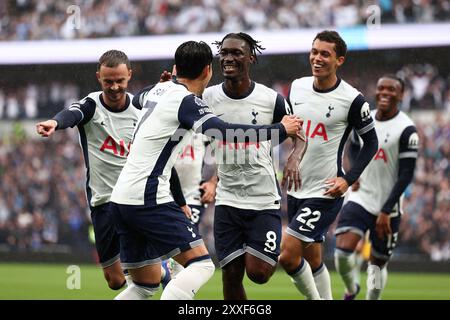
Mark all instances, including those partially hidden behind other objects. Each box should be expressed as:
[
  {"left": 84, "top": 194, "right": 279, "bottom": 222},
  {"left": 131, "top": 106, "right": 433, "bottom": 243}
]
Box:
[
  {"left": 36, "top": 97, "right": 96, "bottom": 137},
  {"left": 177, "top": 94, "right": 302, "bottom": 143}
]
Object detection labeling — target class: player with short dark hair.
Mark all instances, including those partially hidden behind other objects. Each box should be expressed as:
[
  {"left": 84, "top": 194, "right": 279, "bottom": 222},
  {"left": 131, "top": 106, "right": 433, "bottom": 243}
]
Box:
[
  {"left": 109, "top": 40, "right": 302, "bottom": 300},
  {"left": 279, "top": 30, "right": 378, "bottom": 300},
  {"left": 334, "top": 75, "right": 418, "bottom": 300},
  {"left": 36, "top": 50, "right": 184, "bottom": 291}
]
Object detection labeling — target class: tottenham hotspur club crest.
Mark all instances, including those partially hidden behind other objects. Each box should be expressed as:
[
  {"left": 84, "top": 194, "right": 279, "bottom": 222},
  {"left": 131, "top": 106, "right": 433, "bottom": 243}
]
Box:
[
  {"left": 251, "top": 109, "right": 258, "bottom": 124},
  {"left": 326, "top": 105, "right": 334, "bottom": 118}
]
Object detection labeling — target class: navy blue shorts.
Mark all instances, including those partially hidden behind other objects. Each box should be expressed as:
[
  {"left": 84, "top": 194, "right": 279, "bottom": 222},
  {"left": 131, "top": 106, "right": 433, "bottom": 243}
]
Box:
[
  {"left": 189, "top": 204, "right": 206, "bottom": 227},
  {"left": 90, "top": 202, "right": 120, "bottom": 268},
  {"left": 214, "top": 205, "right": 282, "bottom": 268},
  {"left": 110, "top": 201, "right": 204, "bottom": 269},
  {"left": 286, "top": 196, "right": 344, "bottom": 243},
  {"left": 335, "top": 201, "right": 401, "bottom": 260}
]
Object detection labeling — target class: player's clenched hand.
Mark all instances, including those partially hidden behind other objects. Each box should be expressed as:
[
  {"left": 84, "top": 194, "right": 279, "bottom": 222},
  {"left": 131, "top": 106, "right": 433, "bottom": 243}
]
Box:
[
  {"left": 282, "top": 155, "right": 301, "bottom": 191},
  {"left": 159, "top": 70, "right": 172, "bottom": 82},
  {"left": 375, "top": 212, "right": 392, "bottom": 240},
  {"left": 200, "top": 180, "right": 217, "bottom": 204},
  {"left": 323, "top": 177, "right": 349, "bottom": 198},
  {"left": 36, "top": 120, "right": 58, "bottom": 137},
  {"left": 281, "top": 115, "right": 303, "bottom": 138},
  {"left": 180, "top": 205, "right": 192, "bottom": 219}
]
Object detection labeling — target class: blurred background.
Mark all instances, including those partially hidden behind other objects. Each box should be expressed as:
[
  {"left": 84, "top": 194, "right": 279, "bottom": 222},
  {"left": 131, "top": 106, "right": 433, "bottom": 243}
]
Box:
[{"left": 0, "top": 0, "right": 449, "bottom": 280}]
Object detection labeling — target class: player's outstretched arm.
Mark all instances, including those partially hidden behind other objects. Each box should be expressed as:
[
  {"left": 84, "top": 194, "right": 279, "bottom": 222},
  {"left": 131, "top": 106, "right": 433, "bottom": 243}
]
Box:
[
  {"left": 36, "top": 120, "right": 57, "bottom": 137},
  {"left": 178, "top": 95, "right": 302, "bottom": 143}
]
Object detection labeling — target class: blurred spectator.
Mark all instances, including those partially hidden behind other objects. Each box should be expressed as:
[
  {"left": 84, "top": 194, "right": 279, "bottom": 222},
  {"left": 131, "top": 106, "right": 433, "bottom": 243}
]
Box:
[
  {"left": 0, "top": 61, "right": 448, "bottom": 120},
  {"left": 0, "top": 129, "right": 92, "bottom": 252},
  {"left": 0, "top": 0, "right": 448, "bottom": 41}
]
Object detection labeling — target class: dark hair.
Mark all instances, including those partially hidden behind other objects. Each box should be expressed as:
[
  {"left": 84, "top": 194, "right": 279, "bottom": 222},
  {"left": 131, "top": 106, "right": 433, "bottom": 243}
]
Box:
[
  {"left": 381, "top": 74, "right": 405, "bottom": 92},
  {"left": 175, "top": 41, "right": 213, "bottom": 79},
  {"left": 97, "top": 50, "right": 131, "bottom": 70},
  {"left": 213, "top": 32, "right": 265, "bottom": 63},
  {"left": 313, "top": 30, "right": 347, "bottom": 58}
]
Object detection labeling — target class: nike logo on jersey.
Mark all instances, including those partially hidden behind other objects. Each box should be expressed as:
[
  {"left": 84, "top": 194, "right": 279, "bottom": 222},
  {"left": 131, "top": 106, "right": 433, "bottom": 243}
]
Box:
[
  {"left": 294, "top": 102, "right": 304, "bottom": 105},
  {"left": 299, "top": 225, "right": 311, "bottom": 232},
  {"left": 217, "top": 113, "right": 225, "bottom": 117}
]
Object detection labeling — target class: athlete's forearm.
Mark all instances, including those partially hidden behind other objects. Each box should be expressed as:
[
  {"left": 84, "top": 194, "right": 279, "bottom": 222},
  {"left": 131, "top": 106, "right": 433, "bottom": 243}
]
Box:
[
  {"left": 381, "top": 158, "right": 416, "bottom": 213},
  {"left": 53, "top": 108, "right": 83, "bottom": 130},
  {"left": 170, "top": 167, "right": 186, "bottom": 207},
  {"left": 343, "top": 128, "right": 378, "bottom": 186},
  {"left": 290, "top": 133, "right": 308, "bottom": 161},
  {"left": 199, "top": 116, "right": 287, "bottom": 143}
]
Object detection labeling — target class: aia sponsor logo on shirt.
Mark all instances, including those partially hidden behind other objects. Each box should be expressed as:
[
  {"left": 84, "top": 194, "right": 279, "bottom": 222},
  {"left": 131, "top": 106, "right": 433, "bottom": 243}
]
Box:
[
  {"left": 179, "top": 145, "right": 195, "bottom": 160},
  {"left": 100, "top": 136, "right": 131, "bottom": 157},
  {"left": 304, "top": 120, "right": 328, "bottom": 141},
  {"left": 374, "top": 148, "right": 387, "bottom": 163}
]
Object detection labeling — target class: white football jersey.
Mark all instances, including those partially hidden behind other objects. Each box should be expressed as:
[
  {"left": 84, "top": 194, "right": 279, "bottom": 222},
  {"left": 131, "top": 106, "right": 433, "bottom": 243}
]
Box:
[
  {"left": 73, "top": 91, "right": 140, "bottom": 207},
  {"left": 202, "top": 82, "right": 291, "bottom": 210},
  {"left": 111, "top": 81, "right": 214, "bottom": 206},
  {"left": 348, "top": 110, "right": 418, "bottom": 216},
  {"left": 288, "top": 77, "right": 375, "bottom": 199},
  {"left": 174, "top": 133, "right": 207, "bottom": 206}
]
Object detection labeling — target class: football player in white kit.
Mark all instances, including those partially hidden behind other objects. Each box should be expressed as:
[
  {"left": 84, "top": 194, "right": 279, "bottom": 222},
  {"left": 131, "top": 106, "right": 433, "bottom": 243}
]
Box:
[
  {"left": 279, "top": 30, "right": 379, "bottom": 300},
  {"left": 202, "top": 33, "right": 303, "bottom": 300},
  {"left": 109, "top": 41, "right": 302, "bottom": 300},
  {"left": 174, "top": 133, "right": 214, "bottom": 227},
  {"left": 334, "top": 75, "right": 418, "bottom": 300},
  {"left": 36, "top": 50, "right": 186, "bottom": 291}
]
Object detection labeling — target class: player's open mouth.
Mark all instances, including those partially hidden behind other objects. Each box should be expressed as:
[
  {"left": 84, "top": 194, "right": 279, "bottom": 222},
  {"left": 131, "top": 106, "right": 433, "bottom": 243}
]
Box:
[
  {"left": 313, "top": 63, "right": 324, "bottom": 69},
  {"left": 378, "top": 97, "right": 391, "bottom": 104},
  {"left": 223, "top": 65, "right": 236, "bottom": 71}
]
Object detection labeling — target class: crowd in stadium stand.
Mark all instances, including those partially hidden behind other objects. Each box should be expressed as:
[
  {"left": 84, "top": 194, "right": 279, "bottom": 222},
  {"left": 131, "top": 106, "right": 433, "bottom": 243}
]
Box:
[
  {"left": 0, "top": 130, "right": 91, "bottom": 251},
  {"left": 401, "top": 116, "right": 450, "bottom": 261},
  {"left": 0, "top": 115, "right": 449, "bottom": 261},
  {"left": 0, "top": 0, "right": 449, "bottom": 40},
  {"left": 0, "top": 62, "right": 449, "bottom": 120}
]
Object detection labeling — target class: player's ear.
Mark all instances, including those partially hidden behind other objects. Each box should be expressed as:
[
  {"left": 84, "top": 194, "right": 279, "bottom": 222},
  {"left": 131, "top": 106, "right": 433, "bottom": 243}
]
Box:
[
  {"left": 200, "top": 64, "right": 210, "bottom": 80},
  {"left": 96, "top": 71, "right": 101, "bottom": 83},
  {"left": 336, "top": 56, "right": 345, "bottom": 67},
  {"left": 128, "top": 68, "right": 132, "bottom": 80},
  {"left": 249, "top": 54, "right": 256, "bottom": 64}
]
